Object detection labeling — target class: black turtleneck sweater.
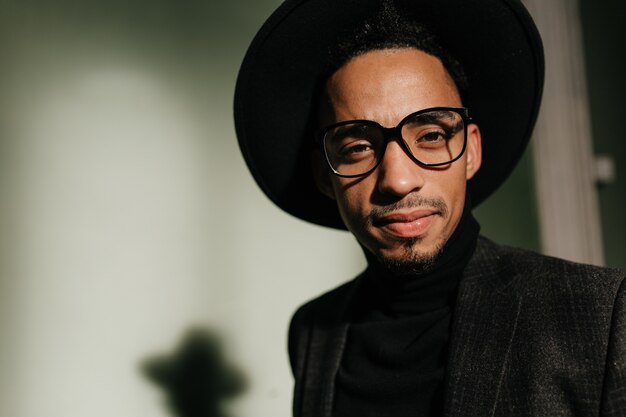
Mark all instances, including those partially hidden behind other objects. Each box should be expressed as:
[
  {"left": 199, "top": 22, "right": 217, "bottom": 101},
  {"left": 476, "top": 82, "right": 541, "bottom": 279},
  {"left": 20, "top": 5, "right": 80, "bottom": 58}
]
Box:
[{"left": 332, "top": 201, "right": 480, "bottom": 417}]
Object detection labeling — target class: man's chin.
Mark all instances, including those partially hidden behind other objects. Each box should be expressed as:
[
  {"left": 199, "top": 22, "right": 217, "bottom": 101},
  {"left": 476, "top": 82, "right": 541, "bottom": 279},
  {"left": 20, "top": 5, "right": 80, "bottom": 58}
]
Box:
[{"left": 376, "top": 245, "right": 443, "bottom": 277}]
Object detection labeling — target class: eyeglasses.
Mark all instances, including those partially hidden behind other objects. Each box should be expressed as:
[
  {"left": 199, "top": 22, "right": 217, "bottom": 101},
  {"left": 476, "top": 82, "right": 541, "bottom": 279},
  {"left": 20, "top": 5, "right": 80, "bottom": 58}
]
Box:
[{"left": 318, "top": 106, "right": 470, "bottom": 177}]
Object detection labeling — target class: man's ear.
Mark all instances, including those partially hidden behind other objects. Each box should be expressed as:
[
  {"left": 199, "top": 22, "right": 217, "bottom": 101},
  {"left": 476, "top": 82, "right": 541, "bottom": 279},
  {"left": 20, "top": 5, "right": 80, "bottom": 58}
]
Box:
[
  {"left": 311, "top": 150, "right": 336, "bottom": 200},
  {"left": 465, "top": 123, "right": 482, "bottom": 180}
]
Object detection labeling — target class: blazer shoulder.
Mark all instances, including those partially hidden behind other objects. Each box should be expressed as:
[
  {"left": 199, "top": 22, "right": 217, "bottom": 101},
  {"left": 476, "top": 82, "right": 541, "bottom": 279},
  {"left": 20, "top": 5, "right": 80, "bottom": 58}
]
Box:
[
  {"left": 474, "top": 235, "right": 626, "bottom": 298},
  {"left": 287, "top": 274, "right": 362, "bottom": 377},
  {"left": 290, "top": 275, "right": 361, "bottom": 328}
]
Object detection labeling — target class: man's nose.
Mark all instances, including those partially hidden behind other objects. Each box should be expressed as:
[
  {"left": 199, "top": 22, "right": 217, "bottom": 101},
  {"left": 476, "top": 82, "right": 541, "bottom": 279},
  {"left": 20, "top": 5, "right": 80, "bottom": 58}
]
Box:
[{"left": 376, "top": 140, "right": 425, "bottom": 197}]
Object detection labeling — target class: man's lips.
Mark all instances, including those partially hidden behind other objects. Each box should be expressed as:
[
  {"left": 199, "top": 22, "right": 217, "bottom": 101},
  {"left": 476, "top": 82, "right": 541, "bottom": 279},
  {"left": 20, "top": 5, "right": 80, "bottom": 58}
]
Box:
[{"left": 373, "top": 209, "right": 438, "bottom": 238}]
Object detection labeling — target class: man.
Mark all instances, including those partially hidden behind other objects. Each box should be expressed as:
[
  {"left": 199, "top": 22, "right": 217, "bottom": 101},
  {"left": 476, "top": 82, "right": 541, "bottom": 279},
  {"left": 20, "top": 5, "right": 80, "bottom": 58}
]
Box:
[{"left": 234, "top": 0, "right": 626, "bottom": 415}]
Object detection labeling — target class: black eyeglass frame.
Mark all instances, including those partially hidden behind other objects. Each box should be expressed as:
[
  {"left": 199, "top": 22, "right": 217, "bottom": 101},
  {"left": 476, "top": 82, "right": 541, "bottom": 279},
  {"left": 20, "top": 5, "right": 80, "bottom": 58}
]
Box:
[{"left": 317, "top": 106, "right": 472, "bottom": 178}]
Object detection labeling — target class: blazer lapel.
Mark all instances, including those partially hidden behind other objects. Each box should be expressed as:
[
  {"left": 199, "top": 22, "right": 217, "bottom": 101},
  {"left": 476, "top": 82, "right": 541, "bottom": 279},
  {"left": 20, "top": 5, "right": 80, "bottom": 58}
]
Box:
[
  {"left": 444, "top": 239, "right": 524, "bottom": 417},
  {"left": 300, "top": 276, "right": 363, "bottom": 417}
]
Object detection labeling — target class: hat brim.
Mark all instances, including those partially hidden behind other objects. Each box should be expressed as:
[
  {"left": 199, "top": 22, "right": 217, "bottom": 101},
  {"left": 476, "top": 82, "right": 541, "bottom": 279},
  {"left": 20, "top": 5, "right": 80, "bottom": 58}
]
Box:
[{"left": 234, "top": 0, "right": 544, "bottom": 229}]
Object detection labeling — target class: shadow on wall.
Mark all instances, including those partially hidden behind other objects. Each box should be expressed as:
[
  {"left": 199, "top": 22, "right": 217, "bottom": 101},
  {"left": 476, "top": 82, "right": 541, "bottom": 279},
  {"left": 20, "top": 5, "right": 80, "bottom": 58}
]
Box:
[{"left": 142, "top": 329, "right": 247, "bottom": 417}]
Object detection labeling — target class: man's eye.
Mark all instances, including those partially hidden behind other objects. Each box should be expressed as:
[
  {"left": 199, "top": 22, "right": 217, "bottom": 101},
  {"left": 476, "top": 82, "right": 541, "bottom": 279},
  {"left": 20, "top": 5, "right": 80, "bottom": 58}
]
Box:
[
  {"left": 419, "top": 131, "right": 446, "bottom": 142},
  {"left": 415, "top": 129, "right": 453, "bottom": 146},
  {"left": 340, "top": 141, "right": 373, "bottom": 156}
]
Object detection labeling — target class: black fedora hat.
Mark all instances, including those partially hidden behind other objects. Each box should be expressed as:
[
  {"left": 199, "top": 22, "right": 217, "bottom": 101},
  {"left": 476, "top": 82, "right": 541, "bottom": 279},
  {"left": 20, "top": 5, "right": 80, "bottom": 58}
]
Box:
[{"left": 234, "top": 0, "right": 544, "bottom": 230}]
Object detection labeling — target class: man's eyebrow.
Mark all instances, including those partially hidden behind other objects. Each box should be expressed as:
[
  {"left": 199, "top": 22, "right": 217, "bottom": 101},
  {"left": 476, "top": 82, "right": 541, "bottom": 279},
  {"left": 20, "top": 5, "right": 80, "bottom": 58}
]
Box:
[
  {"left": 332, "top": 123, "right": 374, "bottom": 138},
  {"left": 405, "top": 112, "right": 464, "bottom": 134},
  {"left": 410, "top": 111, "right": 457, "bottom": 123}
]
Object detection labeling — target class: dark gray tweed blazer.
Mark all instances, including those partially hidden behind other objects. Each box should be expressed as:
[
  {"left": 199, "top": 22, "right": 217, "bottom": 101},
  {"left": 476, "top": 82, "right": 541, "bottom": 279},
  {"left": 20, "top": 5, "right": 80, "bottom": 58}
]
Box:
[{"left": 288, "top": 236, "right": 626, "bottom": 416}]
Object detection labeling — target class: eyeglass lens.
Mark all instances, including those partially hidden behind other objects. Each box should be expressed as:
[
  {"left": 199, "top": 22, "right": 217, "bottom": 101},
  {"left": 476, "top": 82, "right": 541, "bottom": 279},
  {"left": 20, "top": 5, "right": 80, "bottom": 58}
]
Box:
[{"left": 323, "top": 109, "right": 466, "bottom": 176}]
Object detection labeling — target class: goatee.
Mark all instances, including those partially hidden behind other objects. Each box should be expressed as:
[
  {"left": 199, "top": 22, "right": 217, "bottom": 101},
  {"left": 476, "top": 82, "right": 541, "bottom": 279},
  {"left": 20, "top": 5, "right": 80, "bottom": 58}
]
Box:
[{"left": 376, "top": 239, "right": 445, "bottom": 277}]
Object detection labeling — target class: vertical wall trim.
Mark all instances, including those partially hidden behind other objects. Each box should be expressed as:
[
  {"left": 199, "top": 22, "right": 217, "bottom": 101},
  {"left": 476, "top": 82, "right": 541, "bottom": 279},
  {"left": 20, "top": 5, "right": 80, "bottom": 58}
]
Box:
[{"left": 523, "top": 0, "right": 604, "bottom": 265}]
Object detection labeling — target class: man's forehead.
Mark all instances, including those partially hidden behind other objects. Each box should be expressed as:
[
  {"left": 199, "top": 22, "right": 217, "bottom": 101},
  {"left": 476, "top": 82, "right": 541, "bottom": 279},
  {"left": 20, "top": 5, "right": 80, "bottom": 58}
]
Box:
[
  {"left": 329, "top": 46, "right": 460, "bottom": 90},
  {"left": 324, "top": 48, "right": 462, "bottom": 121}
]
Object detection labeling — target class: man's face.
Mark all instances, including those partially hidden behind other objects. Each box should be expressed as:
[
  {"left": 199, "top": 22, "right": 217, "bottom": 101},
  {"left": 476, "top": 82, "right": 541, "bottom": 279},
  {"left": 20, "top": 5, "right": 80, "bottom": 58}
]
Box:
[{"left": 314, "top": 48, "right": 482, "bottom": 270}]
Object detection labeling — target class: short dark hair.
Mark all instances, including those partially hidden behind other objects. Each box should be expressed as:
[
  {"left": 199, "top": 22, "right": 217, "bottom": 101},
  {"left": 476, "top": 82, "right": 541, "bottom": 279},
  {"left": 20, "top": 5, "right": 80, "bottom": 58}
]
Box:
[{"left": 324, "top": 0, "right": 469, "bottom": 97}]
